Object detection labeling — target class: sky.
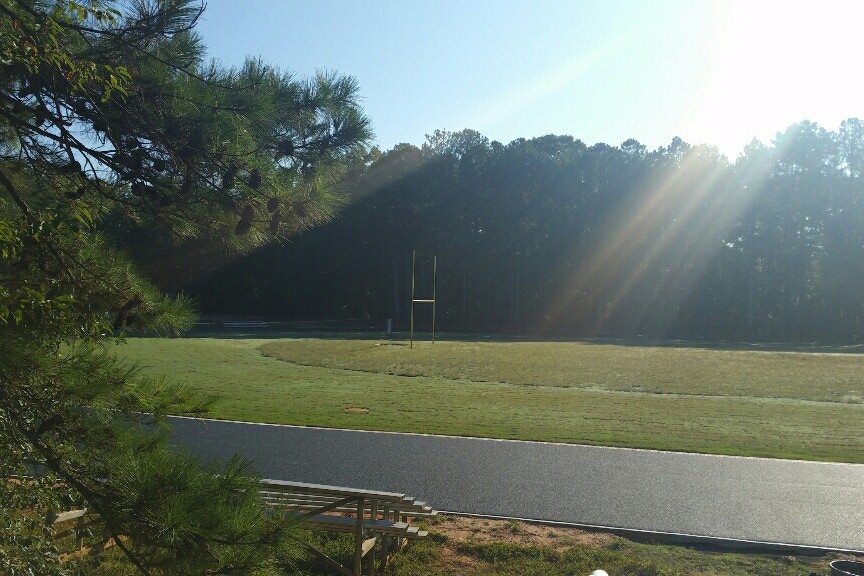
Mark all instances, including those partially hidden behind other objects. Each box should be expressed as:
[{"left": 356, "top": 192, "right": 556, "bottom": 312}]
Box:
[{"left": 197, "top": 0, "right": 864, "bottom": 159}]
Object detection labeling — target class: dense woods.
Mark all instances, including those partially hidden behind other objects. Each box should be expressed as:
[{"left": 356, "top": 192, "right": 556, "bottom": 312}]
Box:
[{"left": 176, "top": 120, "right": 864, "bottom": 344}]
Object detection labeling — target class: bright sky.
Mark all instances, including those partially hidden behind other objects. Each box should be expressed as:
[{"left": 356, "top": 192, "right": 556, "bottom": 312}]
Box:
[{"left": 198, "top": 0, "right": 864, "bottom": 159}]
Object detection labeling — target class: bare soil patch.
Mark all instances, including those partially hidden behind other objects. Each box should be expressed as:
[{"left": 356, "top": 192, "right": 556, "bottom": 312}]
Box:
[
  {"left": 431, "top": 515, "right": 619, "bottom": 551},
  {"left": 343, "top": 407, "right": 370, "bottom": 413}
]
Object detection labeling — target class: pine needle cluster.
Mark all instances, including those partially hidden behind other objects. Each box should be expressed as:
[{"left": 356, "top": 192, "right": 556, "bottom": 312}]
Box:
[{"left": 0, "top": 1, "right": 371, "bottom": 573}]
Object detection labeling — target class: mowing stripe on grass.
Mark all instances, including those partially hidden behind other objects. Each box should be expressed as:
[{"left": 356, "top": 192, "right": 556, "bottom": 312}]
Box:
[{"left": 118, "top": 337, "right": 864, "bottom": 463}]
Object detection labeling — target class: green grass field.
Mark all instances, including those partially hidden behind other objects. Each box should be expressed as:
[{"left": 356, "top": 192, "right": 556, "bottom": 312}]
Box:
[
  {"left": 259, "top": 337, "right": 864, "bottom": 402},
  {"left": 116, "top": 335, "right": 864, "bottom": 463}
]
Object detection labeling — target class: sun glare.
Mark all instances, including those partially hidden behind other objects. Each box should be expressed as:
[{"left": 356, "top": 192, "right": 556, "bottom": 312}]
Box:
[
  {"left": 537, "top": 147, "right": 741, "bottom": 335},
  {"left": 685, "top": 1, "right": 864, "bottom": 156}
]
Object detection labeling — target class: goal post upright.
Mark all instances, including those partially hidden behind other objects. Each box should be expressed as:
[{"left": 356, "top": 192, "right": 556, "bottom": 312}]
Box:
[
  {"left": 432, "top": 256, "right": 437, "bottom": 344},
  {"left": 410, "top": 250, "right": 437, "bottom": 348},
  {"left": 411, "top": 250, "right": 415, "bottom": 348}
]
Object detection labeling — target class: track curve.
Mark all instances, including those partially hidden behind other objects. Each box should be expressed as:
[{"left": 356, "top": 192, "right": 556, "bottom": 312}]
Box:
[{"left": 167, "top": 416, "right": 864, "bottom": 552}]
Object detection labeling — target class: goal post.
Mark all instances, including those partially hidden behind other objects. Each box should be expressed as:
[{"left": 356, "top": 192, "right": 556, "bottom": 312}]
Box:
[{"left": 410, "top": 250, "right": 437, "bottom": 348}]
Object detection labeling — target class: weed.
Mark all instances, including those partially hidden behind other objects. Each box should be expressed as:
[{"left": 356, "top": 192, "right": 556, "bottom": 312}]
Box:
[{"left": 457, "top": 541, "right": 560, "bottom": 563}]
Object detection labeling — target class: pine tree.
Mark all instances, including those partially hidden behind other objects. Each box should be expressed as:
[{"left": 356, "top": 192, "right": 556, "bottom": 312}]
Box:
[{"left": 0, "top": 1, "right": 371, "bottom": 573}]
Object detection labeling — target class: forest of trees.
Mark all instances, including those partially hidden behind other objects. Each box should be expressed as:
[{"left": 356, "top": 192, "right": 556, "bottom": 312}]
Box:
[{"left": 175, "top": 121, "right": 864, "bottom": 344}]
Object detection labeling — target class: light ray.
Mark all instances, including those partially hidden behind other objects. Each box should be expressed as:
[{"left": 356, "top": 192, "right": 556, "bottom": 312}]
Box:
[
  {"left": 460, "top": 36, "right": 625, "bottom": 134},
  {"left": 536, "top": 146, "right": 754, "bottom": 336}
]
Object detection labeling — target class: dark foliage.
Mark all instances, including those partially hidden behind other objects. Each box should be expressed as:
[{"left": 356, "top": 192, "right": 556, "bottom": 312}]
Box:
[{"left": 184, "top": 124, "right": 864, "bottom": 344}]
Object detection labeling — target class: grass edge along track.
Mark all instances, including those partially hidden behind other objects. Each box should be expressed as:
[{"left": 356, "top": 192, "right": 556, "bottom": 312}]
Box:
[{"left": 117, "top": 336, "right": 864, "bottom": 464}]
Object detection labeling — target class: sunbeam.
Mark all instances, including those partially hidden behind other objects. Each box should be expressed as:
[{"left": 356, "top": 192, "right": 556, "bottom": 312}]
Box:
[
  {"left": 461, "top": 36, "right": 625, "bottom": 134},
  {"left": 536, "top": 144, "right": 756, "bottom": 336}
]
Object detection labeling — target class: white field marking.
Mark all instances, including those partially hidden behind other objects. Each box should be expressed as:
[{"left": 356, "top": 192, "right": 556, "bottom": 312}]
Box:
[{"left": 166, "top": 415, "right": 864, "bottom": 468}]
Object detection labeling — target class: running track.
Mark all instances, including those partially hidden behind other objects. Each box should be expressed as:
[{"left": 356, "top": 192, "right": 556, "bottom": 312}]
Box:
[{"left": 167, "top": 416, "right": 864, "bottom": 552}]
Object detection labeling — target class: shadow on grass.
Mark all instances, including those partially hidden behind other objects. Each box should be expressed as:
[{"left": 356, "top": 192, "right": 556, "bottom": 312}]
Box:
[{"left": 182, "top": 324, "right": 864, "bottom": 354}]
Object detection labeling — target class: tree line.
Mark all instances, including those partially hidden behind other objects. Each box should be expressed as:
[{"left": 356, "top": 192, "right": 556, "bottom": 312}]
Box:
[{"left": 182, "top": 121, "right": 864, "bottom": 344}]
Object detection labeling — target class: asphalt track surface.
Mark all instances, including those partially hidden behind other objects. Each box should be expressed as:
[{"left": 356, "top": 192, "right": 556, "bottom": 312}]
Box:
[{"left": 167, "top": 416, "right": 864, "bottom": 553}]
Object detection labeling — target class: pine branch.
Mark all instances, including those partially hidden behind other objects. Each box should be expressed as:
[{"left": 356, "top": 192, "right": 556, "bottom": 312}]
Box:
[
  {"left": 0, "top": 168, "right": 34, "bottom": 219},
  {"left": 10, "top": 412, "right": 154, "bottom": 576}
]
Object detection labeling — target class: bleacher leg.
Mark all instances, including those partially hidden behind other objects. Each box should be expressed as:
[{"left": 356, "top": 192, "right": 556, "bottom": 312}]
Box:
[{"left": 354, "top": 498, "right": 364, "bottom": 576}]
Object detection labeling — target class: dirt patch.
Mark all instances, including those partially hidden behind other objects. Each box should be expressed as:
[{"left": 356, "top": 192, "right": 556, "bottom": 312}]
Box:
[
  {"left": 343, "top": 407, "right": 370, "bottom": 413},
  {"left": 430, "top": 515, "right": 620, "bottom": 551},
  {"left": 436, "top": 543, "right": 486, "bottom": 572}
]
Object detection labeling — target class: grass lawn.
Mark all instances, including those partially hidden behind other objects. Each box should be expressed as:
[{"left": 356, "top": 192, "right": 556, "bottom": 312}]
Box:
[
  {"left": 260, "top": 337, "right": 864, "bottom": 403},
  {"left": 115, "top": 335, "right": 864, "bottom": 463}
]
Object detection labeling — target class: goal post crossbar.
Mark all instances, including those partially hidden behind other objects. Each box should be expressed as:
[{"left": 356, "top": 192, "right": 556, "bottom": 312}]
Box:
[{"left": 410, "top": 251, "right": 437, "bottom": 348}]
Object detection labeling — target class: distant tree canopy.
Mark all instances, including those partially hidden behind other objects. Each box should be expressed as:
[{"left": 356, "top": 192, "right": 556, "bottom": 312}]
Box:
[
  {"left": 0, "top": 0, "right": 370, "bottom": 573},
  {"left": 186, "top": 122, "right": 864, "bottom": 344}
]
